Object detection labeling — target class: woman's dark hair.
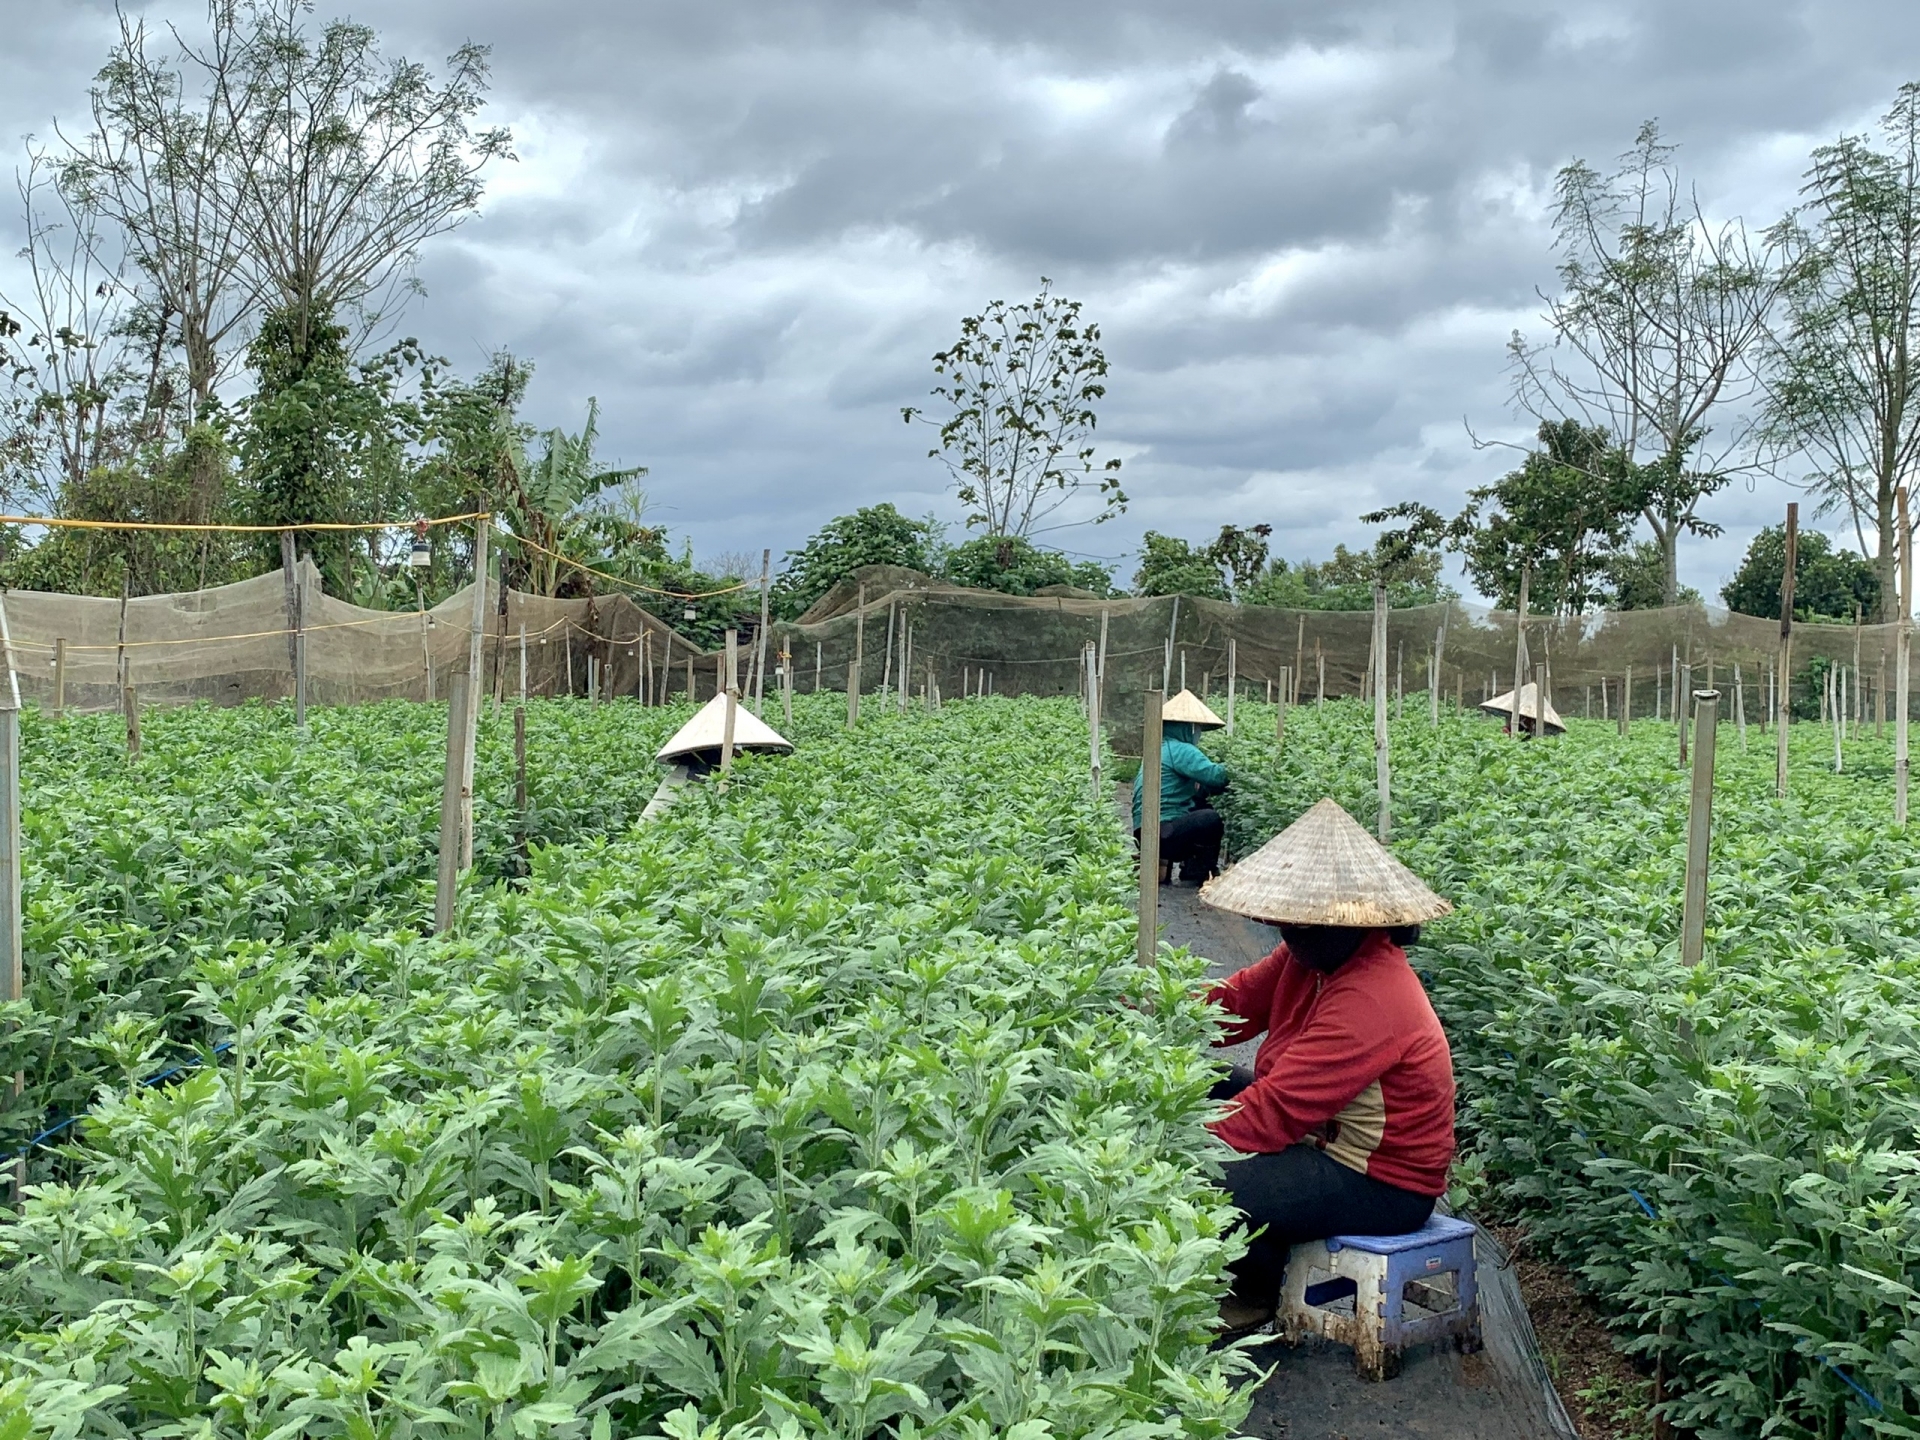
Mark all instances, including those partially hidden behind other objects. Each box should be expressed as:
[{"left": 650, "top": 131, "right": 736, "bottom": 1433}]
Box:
[{"left": 1386, "top": 924, "right": 1422, "bottom": 948}]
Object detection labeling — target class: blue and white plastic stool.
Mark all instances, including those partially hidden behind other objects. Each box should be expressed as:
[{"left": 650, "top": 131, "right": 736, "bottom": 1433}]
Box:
[{"left": 1277, "top": 1214, "right": 1482, "bottom": 1379}]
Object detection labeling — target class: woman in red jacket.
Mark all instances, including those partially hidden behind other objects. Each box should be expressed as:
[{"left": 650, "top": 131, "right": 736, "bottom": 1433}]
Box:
[{"left": 1197, "top": 798, "right": 1457, "bottom": 1335}]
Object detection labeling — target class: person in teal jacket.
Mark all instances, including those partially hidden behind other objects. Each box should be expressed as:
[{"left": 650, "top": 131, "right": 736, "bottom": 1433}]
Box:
[{"left": 1132, "top": 690, "right": 1230, "bottom": 884}]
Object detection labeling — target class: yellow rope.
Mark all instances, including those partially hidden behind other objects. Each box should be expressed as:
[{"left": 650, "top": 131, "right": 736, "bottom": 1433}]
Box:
[{"left": 0, "top": 510, "right": 492, "bottom": 534}]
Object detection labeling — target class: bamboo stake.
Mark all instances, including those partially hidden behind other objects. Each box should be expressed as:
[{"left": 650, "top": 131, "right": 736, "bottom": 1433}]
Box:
[
  {"left": 1680, "top": 689, "right": 1719, "bottom": 968},
  {"left": 1620, "top": 667, "right": 1631, "bottom": 737},
  {"left": 1277, "top": 666, "right": 1289, "bottom": 744},
  {"left": 1138, "top": 689, "right": 1163, "bottom": 970},
  {"left": 1396, "top": 639, "right": 1404, "bottom": 718},
  {"left": 1097, "top": 607, "right": 1110, "bottom": 725},
  {"left": 519, "top": 626, "right": 527, "bottom": 705},
  {"left": 51, "top": 638, "right": 64, "bottom": 719},
  {"left": 280, "top": 530, "right": 305, "bottom": 729},
  {"left": 1163, "top": 597, "right": 1180, "bottom": 691},
  {"left": 1679, "top": 662, "right": 1692, "bottom": 766},
  {"left": 782, "top": 647, "right": 794, "bottom": 729},
  {"left": 815, "top": 641, "right": 823, "bottom": 693},
  {"left": 1734, "top": 664, "right": 1746, "bottom": 748},
  {"left": 1374, "top": 581, "right": 1391, "bottom": 841},
  {"left": 1293, "top": 614, "right": 1305, "bottom": 704},
  {"left": 1317, "top": 646, "right": 1325, "bottom": 706},
  {"left": 1779, "top": 503, "right": 1798, "bottom": 798}
]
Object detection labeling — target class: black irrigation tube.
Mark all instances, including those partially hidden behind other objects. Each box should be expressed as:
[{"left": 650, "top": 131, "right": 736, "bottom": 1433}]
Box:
[{"left": 9, "top": 1040, "right": 233, "bottom": 1162}]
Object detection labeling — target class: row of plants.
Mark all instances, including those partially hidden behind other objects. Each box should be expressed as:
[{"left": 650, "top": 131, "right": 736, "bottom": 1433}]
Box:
[
  {"left": 1213, "top": 700, "right": 1920, "bottom": 1438},
  {"left": 0, "top": 697, "right": 684, "bottom": 1152},
  {"left": 1, "top": 695, "right": 1254, "bottom": 1439}
]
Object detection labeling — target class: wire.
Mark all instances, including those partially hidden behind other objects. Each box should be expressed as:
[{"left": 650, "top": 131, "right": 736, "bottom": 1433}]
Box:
[
  {"left": 506, "top": 533, "right": 752, "bottom": 601},
  {"left": 0, "top": 510, "right": 492, "bottom": 535}
]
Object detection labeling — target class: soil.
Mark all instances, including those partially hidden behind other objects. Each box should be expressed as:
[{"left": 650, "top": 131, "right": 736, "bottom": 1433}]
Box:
[{"left": 1491, "top": 1225, "right": 1654, "bottom": 1440}]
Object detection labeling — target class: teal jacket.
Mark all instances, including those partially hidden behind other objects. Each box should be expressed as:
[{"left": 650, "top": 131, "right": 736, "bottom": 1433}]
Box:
[{"left": 1131, "top": 721, "right": 1229, "bottom": 830}]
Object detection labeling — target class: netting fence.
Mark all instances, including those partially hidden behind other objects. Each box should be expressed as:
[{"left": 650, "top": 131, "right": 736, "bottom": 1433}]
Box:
[{"left": 0, "top": 560, "right": 1900, "bottom": 744}]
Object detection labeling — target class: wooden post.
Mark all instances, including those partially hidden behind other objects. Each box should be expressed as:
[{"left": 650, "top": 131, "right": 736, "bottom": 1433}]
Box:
[
  {"left": 0, "top": 594, "right": 21, "bottom": 1075},
  {"left": 1898, "top": 488, "right": 1912, "bottom": 825},
  {"left": 1830, "top": 665, "right": 1843, "bottom": 773},
  {"left": 0, "top": 596, "right": 17, "bottom": 1197},
  {"left": 1087, "top": 644, "right": 1102, "bottom": 805},
  {"left": 1511, "top": 566, "right": 1529, "bottom": 740},
  {"left": 721, "top": 629, "right": 739, "bottom": 774},
  {"left": 434, "top": 673, "right": 471, "bottom": 934},
  {"left": 1878, "top": 653, "right": 1888, "bottom": 738},
  {"left": 122, "top": 683, "right": 141, "bottom": 758},
  {"left": 1293, "top": 614, "right": 1305, "bottom": 705},
  {"left": 1316, "top": 646, "right": 1325, "bottom": 706},
  {"left": 280, "top": 530, "right": 305, "bottom": 729},
  {"left": 1680, "top": 689, "right": 1719, "bottom": 968},
  {"left": 1138, "top": 689, "right": 1163, "bottom": 971},
  {"left": 460, "top": 520, "right": 489, "bottom": 871},
  {"left": 513, "top": 702, "right": 528, "bottom": 872},
  {"left": 848, "top": 585, "right": 865, "bottom": 725},
  {"left": 1533, "top": 663, "right": 1548, "bottom": 737},
  {"left": 1097, "top": 607, "right": 1110, "bottom": 729},
  {"left": 815, "top": 641, "right": 823, "bottom": 693},
  {"left": 1620, "top": 667, "right": 1632, "bottom": 737},
  {"left": 1163, "top": 597, "right": 1180, "bottom": 692},
  {"left": 1778, "top": 503, "right": 1798, "bottom": 799},
  {"left": 519, "top": 625, "right": 527, "bottom": 706},
  {"left": 640, "top": 630, "right": 651, "bottom": 704},
  {"left": 1373, "top": 581, "right": 1391, "bottom": 842},
  {"left": 1277, "top": 666, "right": 1289, "bottom": 744},
  {"left": 1226, "top": 637, "right": 1237, "bottom": 734},
  {"left": 1734, "top": 664, "right": 1747, "bottom": 748},
  {"left": 1396, "top": 639, "right": 1404, "bottom": 719},
  {"left": 881, "top": 600, "right": 896, "bottom": 697},
  {"left": 753, "top": 549, "right": 771, "bottom": 716},
  {"left": 783, "top": 646, "right": 794, "bottom": 729},
  {"left": 51, "top": 638, "right": 65, "bottom": 719},
  {"left": 685, "top": 656, "right": 694, "bottom": 702}
]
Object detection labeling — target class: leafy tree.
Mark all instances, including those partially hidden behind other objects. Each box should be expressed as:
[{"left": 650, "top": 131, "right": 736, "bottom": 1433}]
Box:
[
  {"left": 1507, "top": 122, "right": 1782, "bottom": 604},
  {"left": 1208, "top": 524, "right": 1273, "bottom": 592},
  {"left": 1132, "top": 532, "right": 1226, "bottom": 599},
  {"left": 1758, "top": 84, "right": 1920, "bottom": 621},
  {"left": 945, "top": 535, "right": 1114, "bottom": 596},
  {"left": 1603, "top": 540, "right": 1699, "bottom": 610},
  {"left": 1449, "top": 420, "right": 1643, "bottom": 612},
  {"left": 496, "top": 397, "right": 645, "bottom": 597},
  {"left": 1721, "top": 524, "right": 1878, "bottom": 623},
  {"left": 1241, "top": 544, "right": 1449, "bottom": 610},
  {"left": 904, "top": 278, "right": 1124, "bottom": 537},
  {"left": 772, "top": 504, "right": 937, "bottom": 619}
]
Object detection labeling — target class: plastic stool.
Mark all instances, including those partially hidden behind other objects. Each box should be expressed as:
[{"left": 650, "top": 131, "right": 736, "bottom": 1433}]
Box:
[{"left": 1277, "top": 1214, "right": 1481, "bottom": 1380}]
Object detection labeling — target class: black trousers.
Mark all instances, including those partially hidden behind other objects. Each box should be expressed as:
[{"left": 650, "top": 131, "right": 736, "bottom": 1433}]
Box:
[
  {"left": 1134, "top": 806, "right": 1224, "bottom": 880},
  {"left": 1210, "top": 1065, "right": 1436, "bottom": 1303}
]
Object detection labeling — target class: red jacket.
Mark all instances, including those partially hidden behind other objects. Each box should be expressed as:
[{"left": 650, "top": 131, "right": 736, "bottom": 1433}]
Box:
[{"left": 1207, "top": 933, "right": 1455, "bottom": 1196}]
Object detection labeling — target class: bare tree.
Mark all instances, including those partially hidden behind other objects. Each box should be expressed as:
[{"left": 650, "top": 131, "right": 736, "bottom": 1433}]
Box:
[
  {"left": 214, "top": 0, "right": 513, "bottom": 356},
  {"left": 904, "top": 278, "right": 1125, "bottom": 537},
  {"left": 0, "top": 147, "right": 157, "bottom": 513},
  {"left": 1508, "top": 122, "right": 1784, "bottom": 604},
  {"left": 61, "top": 5, "right": 263, "bottom": 420},
  {"left": 1758, "top": 84, "right": 1920, "bottom": 620}
]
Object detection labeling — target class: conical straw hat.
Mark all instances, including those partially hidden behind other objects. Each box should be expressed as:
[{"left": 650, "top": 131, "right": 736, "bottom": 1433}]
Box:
[
  {"left": 1478, "top": 682, "right": 1566, "bottom": 735},
  {"left": 1161, "top": 689, "right": 1225, "bottom": 728},
  {"left": 656, "top": 692, "right": 795, "bottom": 761},
  {"left": 1200, "top": 798, "right": 1452, "bottom": 926}
]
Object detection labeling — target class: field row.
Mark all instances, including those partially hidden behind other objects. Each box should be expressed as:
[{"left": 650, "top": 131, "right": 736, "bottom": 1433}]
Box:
[
  {"left": 1215, "top": 702, "right": 1920, "bottom": 1438},
  {"left": 0, "top": 696, "right": 1252, "bottom": 1440}
]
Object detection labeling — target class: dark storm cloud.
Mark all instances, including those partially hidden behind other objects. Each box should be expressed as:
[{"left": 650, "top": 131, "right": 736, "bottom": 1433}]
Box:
[{"left": 6, "top": 0, "right": 1920, "bottom": 592}]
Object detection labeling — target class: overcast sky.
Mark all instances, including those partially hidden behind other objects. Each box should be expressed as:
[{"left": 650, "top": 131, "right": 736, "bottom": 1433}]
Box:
[{"left": 5, "top": 1, "right": 1920, "bottom": 596}]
